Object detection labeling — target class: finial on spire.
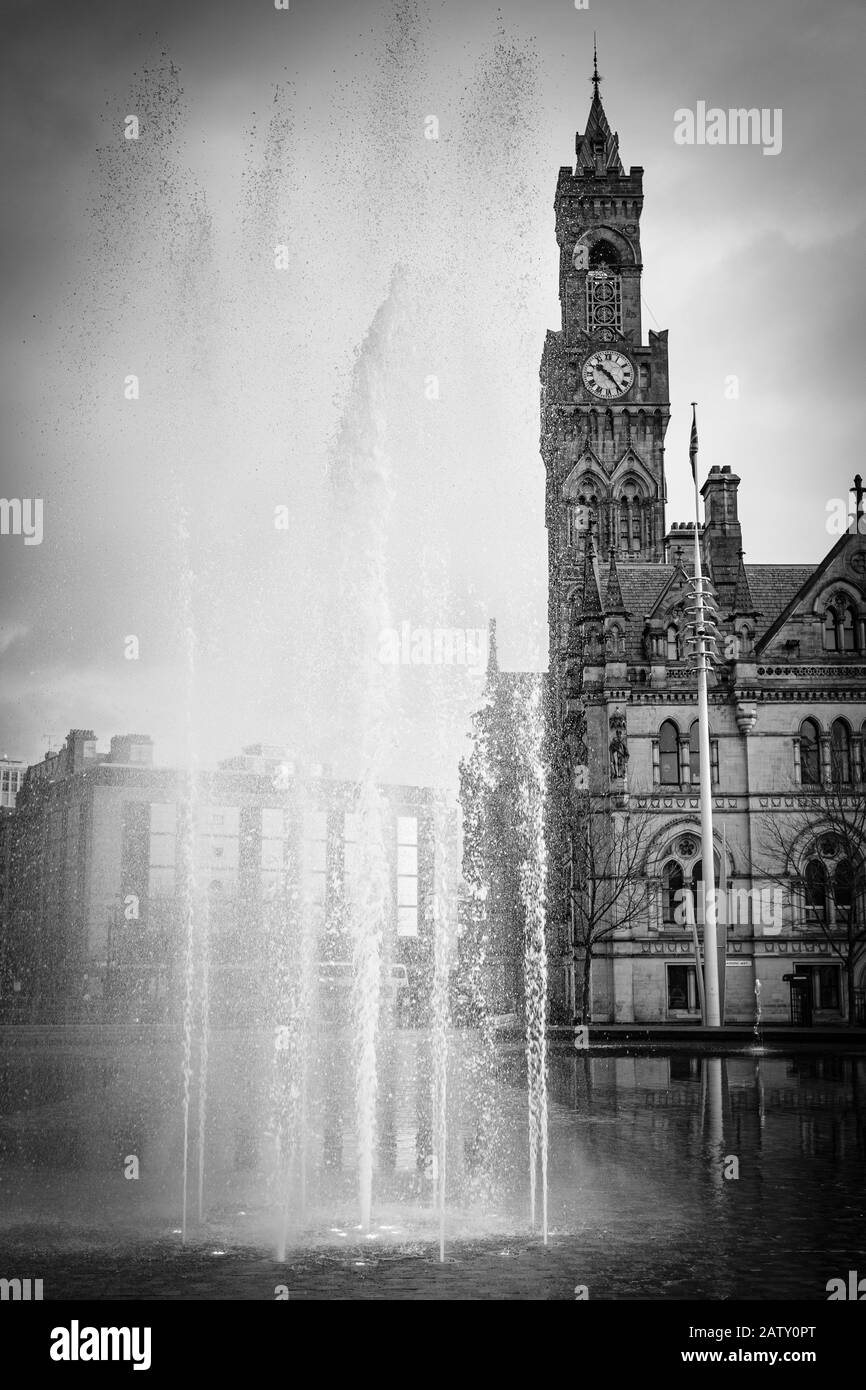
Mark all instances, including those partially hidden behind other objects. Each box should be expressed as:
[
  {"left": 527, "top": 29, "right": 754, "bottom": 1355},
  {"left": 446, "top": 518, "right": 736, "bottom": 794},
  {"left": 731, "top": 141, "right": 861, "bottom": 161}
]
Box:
[{"left": 591, "top": 34, "right": 602, "bottom": 98}]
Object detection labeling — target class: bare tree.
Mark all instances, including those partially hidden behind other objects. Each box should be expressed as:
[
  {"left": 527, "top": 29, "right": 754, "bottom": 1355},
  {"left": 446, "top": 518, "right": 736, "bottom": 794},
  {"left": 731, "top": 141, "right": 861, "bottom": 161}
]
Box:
[
  {"left": 758, "top": 774, "right": 865, "bottom": 1026},
  {"left": 569, "top": 790, "right": 656, "bottom": 1023}
]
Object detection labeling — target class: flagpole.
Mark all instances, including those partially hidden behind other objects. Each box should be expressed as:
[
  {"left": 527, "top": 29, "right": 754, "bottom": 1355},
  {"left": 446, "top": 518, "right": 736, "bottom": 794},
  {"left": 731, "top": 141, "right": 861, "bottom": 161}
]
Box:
[{"left": 690, "top": 403, "right": 721, "bottom": 1028}]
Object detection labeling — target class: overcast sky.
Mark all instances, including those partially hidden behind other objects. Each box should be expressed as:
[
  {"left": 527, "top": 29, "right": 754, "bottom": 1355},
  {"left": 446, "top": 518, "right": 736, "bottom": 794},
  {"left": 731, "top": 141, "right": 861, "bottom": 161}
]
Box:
[{"left": 2, "top": 0, "right": 864, "bottom": 783}]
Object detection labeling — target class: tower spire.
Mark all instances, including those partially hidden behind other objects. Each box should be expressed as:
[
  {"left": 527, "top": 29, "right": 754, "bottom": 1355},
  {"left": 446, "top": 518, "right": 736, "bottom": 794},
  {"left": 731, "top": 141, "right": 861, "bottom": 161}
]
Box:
[
  {"left": 604, "top": 547, "right": 627, "bottom": 614},
  {"left": 575, "top": 38, "right": 623, "bottom": 175},
  {"left": 591, "top": 33, "right": 601, "bottom": 99}
]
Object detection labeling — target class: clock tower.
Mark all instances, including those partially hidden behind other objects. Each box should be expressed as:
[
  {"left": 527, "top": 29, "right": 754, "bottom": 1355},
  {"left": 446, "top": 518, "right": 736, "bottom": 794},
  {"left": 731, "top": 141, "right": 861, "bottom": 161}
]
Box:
[{"left": 540, "top": 50, "right": 670, "bottom": 610}]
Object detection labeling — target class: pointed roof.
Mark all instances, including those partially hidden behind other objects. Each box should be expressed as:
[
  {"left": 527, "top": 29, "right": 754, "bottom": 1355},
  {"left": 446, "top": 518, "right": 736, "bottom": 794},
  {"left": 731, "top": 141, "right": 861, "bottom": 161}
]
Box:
[
  {"left": 729, "top": 550, "right": 759, "bottom": 617},
  {"left": 579, "top": 532, "right": 603, "bottom": 619},
  {"left": 647, "top": 554, "right": 694, "bottom": 621},
  {"left": 575, "top": 41, "right": 624, "bottom": 175},
  {"left": 604, "top": 548, "right": 627, "bottom": 613},
  {"left": 754, "top": 529, "right": 864, "bottom": 656}
]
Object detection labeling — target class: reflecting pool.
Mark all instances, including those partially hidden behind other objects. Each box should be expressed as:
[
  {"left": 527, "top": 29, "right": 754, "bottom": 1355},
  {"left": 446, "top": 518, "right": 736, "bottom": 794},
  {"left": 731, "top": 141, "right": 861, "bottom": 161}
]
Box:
[{"left": 1, "top": 1031, "right": 863, "bottom": 1299}]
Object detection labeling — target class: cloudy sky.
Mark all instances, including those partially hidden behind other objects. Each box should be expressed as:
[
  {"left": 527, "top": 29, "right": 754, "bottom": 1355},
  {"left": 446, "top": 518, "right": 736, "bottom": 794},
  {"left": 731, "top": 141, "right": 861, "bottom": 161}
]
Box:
[{"left": 1, "top": 0, "right": 864, "bottom": 783}]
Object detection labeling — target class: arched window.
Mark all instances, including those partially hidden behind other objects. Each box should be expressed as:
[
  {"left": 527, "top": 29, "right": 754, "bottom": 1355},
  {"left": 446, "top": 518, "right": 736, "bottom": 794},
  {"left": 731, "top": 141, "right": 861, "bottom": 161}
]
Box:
[
  {"left": 589, "top": 240, "right": 619, "bottom": 273},
  {"left": 834, "top": 860, "right": 854, "bottom": 919},
  {"left": 663, "top": 860, "right": 685, "bottom": 923},
  {"left": 688, "top": 721, "right": 700, "bottom": 783},
  {"left": 659, "top": 720, "right": 680, "bottom": 785},
  {"left": 823, "top": 609, "right": 837, "bottom": 651},
  {"left": 618, "top": 481, "right": 643, "bottom": 555},
  {"left": 831, "top": 720, "right": 851, "bottom": 784},
  {"left": 804, "top": 859, "right": 827, "bottom": 917},
  {"left": 586, "top": 242, "right": 622, "bottom": 337},
  {"left": 666, "top": 625, "right": 679, "bottom": 661},
  {"left": 799, "top": 719, "right": 821, "bottom": 785},
  {"left": 823, "top": 598, "right": 860, "bottom": 652},
  {"left": 691, "top": 856, "right": 720, "bottom": 923}
]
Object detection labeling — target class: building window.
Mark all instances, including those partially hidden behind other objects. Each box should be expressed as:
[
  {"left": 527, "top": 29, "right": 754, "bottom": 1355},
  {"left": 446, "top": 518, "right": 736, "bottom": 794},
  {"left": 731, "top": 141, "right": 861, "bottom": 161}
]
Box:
[
  {"left": 303, "top": 810, "right": 328, "bottom": 906},
  {"left": 569, "top": 494, "right": 598, "bottom": 545},
  {"left": 804, "top": 859, "right": 827, "bottom": 918},
  {"left": 830, "top": 720, "right": 852, "bottom": 783},
  {"left": 659, "top": 720, "right": 679, "bottom": 785},
  {"left": 815, "top": 965, "right": 840, "bottom": 1010},
  {"left": 823, "top": 610, "right": 837, "bottom": 650},
  {"left": 666, "top": 625, "right": 679, "bottom": 661},
  {"left": 148, "top": 802, "right": 176, "bottom": 900},
  {"left": 618, "top": 481, "right": 644, "bottom": 555},
  {"left": 834, "top": 859, "right": 854, "bottom": 920},
  {"left": 687, "top": 721, "right": 720, "bottom": 786},
  {"left": 691, "top": 856, "right": 721, "bottom": 922},
  {"left": 688, "top": 722, "right": 700, "bottom": 783},
  {"left": 662, "top": 860, "right": 684, "bottom": 923},
  {"left": 586, "top": 250, "right": 622, "bottom": 339},
  {"left": 823, "top": 599, "right": 859, "bottom": 652},
  {"left": 261, "top": 807, "right": 286, "bottom": 897},
  {"left": 800, "top": 963, "right": 841, "bottom": 1011},
  {"left": 799, "top": 719, "right": 821, "bottom": 785},
  {"left": 396, "top": 816, "right": 418, "bottom": 938},
  {"left": 667, "top": 963, "right": 699, "bottom": 1013}
]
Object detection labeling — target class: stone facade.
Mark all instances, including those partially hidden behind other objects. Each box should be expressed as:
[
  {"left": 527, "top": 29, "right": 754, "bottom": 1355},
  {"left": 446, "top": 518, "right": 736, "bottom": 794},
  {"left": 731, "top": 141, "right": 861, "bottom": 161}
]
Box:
[{"left": 542, "top": 78, "right": 866, "bottom": 1025}]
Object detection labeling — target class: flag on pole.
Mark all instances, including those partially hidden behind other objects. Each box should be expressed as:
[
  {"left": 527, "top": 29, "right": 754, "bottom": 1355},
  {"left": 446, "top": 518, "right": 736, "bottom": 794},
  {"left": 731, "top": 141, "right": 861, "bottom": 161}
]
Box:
[{"left": 689, "top": 403, "right": 699, "bottom": 482}]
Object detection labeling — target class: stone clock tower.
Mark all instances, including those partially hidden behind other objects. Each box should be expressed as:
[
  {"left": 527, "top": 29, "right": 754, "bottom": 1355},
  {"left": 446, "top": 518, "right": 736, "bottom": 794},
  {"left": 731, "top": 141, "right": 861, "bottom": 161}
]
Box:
[
  {"left": 534, "top": 53, "right": 866, "bottom": 1030},
  {"left": 541, "top": 54, "right": 670, "bottom": 682}
]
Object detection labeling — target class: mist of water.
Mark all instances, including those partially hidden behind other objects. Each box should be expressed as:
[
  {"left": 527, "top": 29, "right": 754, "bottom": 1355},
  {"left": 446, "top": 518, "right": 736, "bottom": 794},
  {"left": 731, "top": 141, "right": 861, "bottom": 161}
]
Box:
[{"left": 519, "top": 677, "right": 549, "bottom": 1243}]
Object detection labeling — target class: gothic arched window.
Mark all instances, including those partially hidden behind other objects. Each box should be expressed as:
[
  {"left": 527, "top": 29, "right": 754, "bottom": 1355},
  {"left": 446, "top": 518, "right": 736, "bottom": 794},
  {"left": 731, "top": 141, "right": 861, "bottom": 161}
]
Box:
[
  {"left": 666, "top": 625, "right": 679, "bottom": 661},
  {"left": 799, "top": 719, "right": 821, "bottom": 785},
  {"left": 823, "top": 609, "right": 837, "bottom": 651},
  {"left": 659, "top": 720, "right": 679, "bottom": 785},
  {"left": 688, "top": 721, "right": 700, "bottom": 783},
  {"left": 804, "top": 859, "right": 827, "bottom": 917},
  {"left": 589, "top": 240, "right": 619, "bottom": 273},
  {"left": 663, "top": 860, "right": 685, "bottom": 923},
  {"left": 822, "top": 597, "right": 860, "bottom": 652},
  {"left": 831, "top": 720, "right": 852, "bottom": 783},
  {"left": 834, "top": 860, "right": 854, "bottom": 919},
  {"left": 618, "top": 480, "right": 644, "bottom": 555},
  {"left": 586, "top": 241, "right": 622, "bottom": 338}
]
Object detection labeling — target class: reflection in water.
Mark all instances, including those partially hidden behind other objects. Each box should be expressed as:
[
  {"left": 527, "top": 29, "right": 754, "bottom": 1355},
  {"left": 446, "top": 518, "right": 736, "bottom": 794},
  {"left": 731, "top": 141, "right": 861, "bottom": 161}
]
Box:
[{"left": 1, "top": 1038, "right": 864, "bottom": 1298}]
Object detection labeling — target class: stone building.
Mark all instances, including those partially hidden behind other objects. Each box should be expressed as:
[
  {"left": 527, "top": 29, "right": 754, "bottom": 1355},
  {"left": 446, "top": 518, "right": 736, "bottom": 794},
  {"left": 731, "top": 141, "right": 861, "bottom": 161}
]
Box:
[
  {"left": 541, "top": 66, "right": 866, "bottom": 1024},
  {"left": 0, "top": 728, "right": 436, "bottom": 1024}
]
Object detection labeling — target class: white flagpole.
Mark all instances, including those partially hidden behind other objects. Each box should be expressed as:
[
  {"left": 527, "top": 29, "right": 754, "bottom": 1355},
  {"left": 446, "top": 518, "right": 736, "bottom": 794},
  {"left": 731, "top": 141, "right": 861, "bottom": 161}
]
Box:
[{"left": 690, "top": 404, "right": 721, "bottom": 1028}]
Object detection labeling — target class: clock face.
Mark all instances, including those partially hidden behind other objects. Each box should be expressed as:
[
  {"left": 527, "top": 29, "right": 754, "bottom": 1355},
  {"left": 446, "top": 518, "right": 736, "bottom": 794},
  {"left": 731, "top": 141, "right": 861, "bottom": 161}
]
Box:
[{"left": 582, "top": 349, "right": 634, "bottom": 399}]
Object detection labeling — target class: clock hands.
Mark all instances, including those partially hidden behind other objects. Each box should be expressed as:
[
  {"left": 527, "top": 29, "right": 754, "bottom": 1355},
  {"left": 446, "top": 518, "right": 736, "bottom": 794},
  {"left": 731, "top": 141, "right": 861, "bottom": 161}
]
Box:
[{"left": 594, "top": 362, "right": 620, "bottom": 386}]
